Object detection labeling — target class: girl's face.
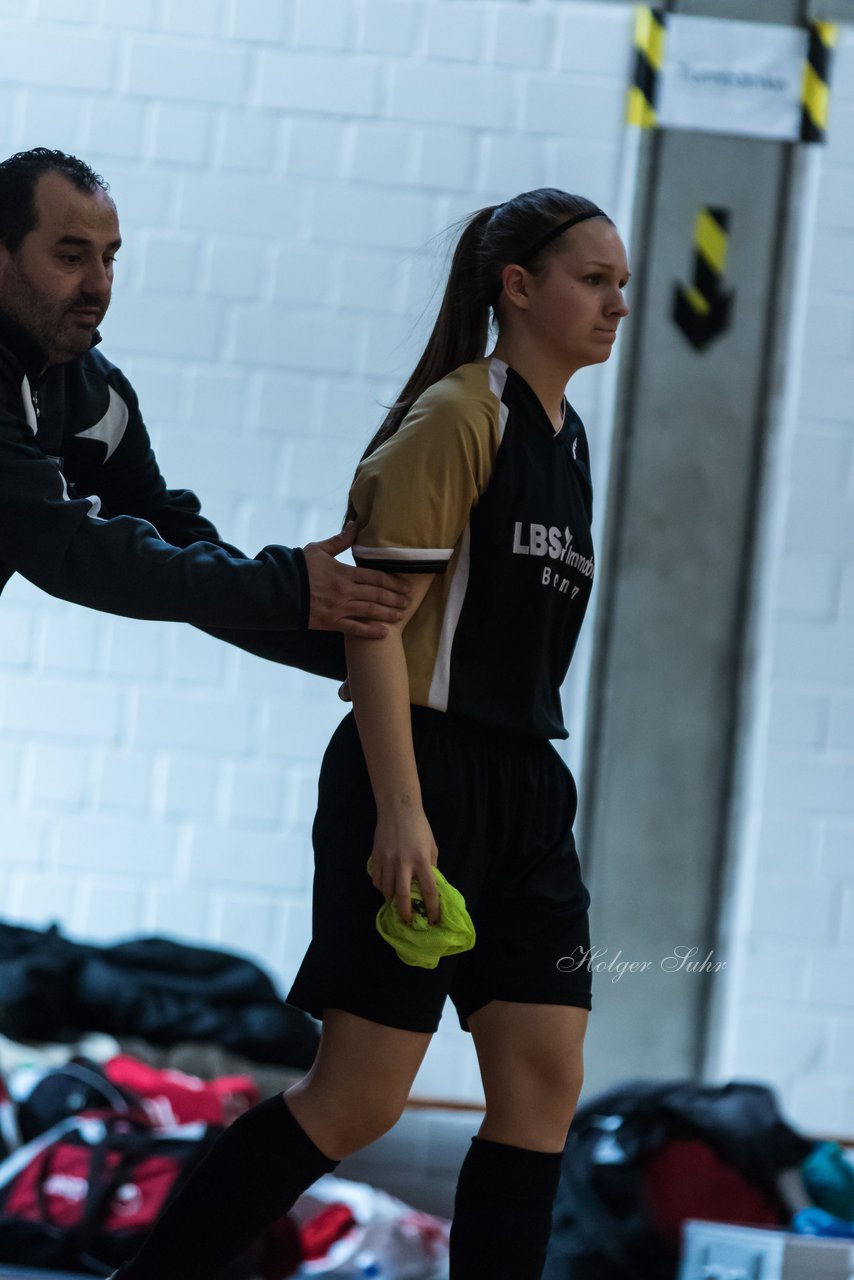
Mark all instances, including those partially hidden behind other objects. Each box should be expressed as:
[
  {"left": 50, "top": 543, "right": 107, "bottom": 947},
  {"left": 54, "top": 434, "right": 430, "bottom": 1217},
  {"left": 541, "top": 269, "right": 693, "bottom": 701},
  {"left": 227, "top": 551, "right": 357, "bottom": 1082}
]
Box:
[{"left": 517, "top": 219, "right": 631, "bottom": 372}]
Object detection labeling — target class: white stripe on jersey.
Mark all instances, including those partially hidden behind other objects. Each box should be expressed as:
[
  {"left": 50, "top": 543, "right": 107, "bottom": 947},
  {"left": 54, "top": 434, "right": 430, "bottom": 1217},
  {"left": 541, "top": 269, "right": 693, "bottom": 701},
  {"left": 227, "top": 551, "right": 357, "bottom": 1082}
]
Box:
[
  {"left": 354, "top": 544, "right": 453, "bottom": 563},
  {"left": 427, "top": 524, "right": 471, "bottom": 713},
  {"left": 428, "top": 358, "right": 510, "bottom": 712},
  {"left": 488, "top": 357, "right": 510, "bottom": 444}
]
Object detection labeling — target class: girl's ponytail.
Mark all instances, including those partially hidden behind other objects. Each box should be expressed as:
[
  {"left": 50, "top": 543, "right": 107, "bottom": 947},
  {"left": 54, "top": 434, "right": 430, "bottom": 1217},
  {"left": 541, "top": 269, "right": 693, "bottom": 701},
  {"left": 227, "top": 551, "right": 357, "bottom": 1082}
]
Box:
[{"left": 353, "top": 204, "right": 498, "bottom": 471}]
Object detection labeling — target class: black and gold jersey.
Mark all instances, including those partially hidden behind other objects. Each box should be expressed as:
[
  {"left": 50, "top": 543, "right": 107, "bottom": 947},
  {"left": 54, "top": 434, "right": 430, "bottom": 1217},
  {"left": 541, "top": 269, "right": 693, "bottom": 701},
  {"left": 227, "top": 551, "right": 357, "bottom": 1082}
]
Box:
[{"left": 350, "top": 356, "right": 595, "bottom": 739}]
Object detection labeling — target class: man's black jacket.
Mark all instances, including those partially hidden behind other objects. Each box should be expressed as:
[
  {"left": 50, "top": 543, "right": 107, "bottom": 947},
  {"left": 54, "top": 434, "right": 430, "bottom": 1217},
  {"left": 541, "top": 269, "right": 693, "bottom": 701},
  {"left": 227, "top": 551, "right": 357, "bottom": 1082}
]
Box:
[{"left": 0, "top": 307, "right": 344, "bottom": 678}]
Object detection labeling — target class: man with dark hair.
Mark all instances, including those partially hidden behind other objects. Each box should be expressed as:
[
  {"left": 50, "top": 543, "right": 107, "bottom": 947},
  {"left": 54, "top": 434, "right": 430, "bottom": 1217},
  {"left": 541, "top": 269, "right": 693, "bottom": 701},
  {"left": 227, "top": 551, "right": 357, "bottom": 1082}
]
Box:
[
  {"left": 0, "top": 148, "right": 403, "bottom": 673},
  {"left": 0, "top": 147, "right": 110, "bottom": 253}
]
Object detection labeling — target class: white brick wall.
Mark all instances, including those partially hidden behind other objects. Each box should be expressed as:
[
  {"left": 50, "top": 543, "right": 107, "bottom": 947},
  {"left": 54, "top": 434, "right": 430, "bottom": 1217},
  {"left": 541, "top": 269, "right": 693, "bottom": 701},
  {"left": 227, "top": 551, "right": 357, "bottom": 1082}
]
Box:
[
  {"left": 0, "top": 1, "right": 633, "bottom": 1102},
  {"left": 711, "top": 26, "right": 854, "bottom": 1137}
]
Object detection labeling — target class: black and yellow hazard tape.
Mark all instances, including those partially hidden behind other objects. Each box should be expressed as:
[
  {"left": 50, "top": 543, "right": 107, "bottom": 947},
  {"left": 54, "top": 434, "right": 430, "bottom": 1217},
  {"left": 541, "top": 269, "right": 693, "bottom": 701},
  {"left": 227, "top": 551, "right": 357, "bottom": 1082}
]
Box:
[
  {"left": 673, "top": 206, "right": 733, "bottom": 352},
  {"left": 800, "top": 19, "right": 837, "bottom": 144},
  {"left": 627, "top": 6, "right": 666, "bottom": 128}
]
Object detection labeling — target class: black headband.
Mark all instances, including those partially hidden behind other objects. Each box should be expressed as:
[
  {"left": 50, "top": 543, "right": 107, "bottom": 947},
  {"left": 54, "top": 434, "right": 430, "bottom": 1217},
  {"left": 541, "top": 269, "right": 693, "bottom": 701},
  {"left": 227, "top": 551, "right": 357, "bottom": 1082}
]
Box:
[{"left": 517, "top": 209, "right": 606, "bottom": 266}]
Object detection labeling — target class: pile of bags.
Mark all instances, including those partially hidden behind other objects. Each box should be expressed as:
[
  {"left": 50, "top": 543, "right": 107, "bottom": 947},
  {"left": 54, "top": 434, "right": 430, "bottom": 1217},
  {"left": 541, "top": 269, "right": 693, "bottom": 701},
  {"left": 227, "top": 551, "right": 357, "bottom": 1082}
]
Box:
[
  {"left": 0, "top": 922, "right": 450, "bottom": 1277},
  {"left": 0, "top": 1052, "right": 450, "bottom": 1279},
  {"left": 542, "top": 1077, "right": 854, "bottom": 1280},
  {"left": 0, "top": 1052, "right": 267, "bottom": 1276}
]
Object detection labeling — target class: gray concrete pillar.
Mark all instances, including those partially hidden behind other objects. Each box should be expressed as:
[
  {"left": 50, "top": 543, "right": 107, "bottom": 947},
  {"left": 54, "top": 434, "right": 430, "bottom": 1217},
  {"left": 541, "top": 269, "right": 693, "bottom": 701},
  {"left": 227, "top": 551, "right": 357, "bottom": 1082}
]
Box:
[{"left": 579, "top": 0, "right": 810, "bottom": 1092}]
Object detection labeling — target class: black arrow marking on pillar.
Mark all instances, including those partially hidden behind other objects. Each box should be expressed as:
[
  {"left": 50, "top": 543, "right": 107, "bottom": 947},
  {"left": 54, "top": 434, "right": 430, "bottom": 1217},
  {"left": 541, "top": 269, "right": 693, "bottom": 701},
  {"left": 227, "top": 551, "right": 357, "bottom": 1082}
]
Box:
[{"left": 673, "top": 206, "right": 734, "bottom": 352}]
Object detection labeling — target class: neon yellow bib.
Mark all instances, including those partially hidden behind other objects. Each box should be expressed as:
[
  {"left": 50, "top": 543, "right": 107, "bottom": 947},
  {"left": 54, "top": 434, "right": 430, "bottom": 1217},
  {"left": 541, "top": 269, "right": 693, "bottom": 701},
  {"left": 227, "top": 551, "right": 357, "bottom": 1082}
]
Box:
[{"left": 372, "top": 863, "right": 476, "bottom": 969}]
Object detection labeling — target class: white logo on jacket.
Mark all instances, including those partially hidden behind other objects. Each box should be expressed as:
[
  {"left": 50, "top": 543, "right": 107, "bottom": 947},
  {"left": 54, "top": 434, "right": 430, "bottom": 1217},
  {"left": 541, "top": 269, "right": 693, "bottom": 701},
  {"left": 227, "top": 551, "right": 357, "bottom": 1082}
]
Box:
[{"left": 74, "top": 385, "right": 129, "bottom": 461}]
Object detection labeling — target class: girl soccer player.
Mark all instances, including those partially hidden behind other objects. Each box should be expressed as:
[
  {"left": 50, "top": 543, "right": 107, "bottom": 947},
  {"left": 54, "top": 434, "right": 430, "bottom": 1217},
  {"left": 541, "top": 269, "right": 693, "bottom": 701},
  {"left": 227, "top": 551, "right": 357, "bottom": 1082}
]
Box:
[{"left": 115, "top": 188, "right": 630, "bottom": 1280}]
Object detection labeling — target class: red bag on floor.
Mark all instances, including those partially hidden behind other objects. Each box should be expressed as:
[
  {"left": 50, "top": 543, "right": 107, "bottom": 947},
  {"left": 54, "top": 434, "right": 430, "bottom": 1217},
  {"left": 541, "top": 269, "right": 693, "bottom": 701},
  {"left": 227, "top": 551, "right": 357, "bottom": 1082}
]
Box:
[
  {"left": 0, "top": 1111, "right": 226, "bottom": 1273},
  {"left": 104, "top": 1054, "right": 259, "bottom": 1127},
  {"left": 643, "top": 1138, "right": 784, "bottom": 1249}
]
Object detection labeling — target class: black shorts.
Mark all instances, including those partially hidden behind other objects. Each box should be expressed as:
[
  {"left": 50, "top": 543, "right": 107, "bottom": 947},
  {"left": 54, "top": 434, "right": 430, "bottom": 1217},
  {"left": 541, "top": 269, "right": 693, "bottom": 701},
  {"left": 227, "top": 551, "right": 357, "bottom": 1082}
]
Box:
[{"left": 287, "top": 707, "right": 592, "bottom": 1034}]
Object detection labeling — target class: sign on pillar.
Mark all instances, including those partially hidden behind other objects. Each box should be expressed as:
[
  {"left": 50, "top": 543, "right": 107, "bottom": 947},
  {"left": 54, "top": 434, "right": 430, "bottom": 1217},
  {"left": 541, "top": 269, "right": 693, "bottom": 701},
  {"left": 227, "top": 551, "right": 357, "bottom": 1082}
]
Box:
[{"left": 627, "top": 8, "right": 837, "bottom": 144}]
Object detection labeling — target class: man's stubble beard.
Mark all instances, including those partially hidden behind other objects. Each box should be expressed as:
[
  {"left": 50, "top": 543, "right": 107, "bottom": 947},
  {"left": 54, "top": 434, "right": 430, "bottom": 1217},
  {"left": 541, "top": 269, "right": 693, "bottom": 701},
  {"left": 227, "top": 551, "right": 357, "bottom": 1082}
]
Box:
[{"left": 2, "top": 255, "right": 102, "bottom": 365}]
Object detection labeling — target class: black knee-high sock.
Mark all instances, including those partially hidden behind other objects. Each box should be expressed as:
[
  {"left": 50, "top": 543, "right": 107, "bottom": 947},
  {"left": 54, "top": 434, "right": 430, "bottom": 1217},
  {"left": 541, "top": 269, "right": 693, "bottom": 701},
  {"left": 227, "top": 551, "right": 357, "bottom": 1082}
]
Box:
[
  {"left": 449, "top": 1135, "right": 563, "bottom": 1280},
  {"left": 117, "top": 1093, "right": 338, "bottom": 1280}
]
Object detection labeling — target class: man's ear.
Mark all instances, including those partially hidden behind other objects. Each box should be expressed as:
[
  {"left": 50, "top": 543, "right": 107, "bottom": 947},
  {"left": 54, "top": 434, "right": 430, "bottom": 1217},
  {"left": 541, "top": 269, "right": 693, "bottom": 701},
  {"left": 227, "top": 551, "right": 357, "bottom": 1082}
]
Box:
[{"left": 500, "top": 263, "right": 531, "bottom": 311}]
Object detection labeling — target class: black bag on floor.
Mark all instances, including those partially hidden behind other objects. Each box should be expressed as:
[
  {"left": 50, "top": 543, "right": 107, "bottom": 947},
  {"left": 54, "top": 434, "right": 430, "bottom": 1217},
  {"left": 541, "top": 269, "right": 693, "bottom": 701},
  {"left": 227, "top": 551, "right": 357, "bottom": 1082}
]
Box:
[
  {"left": 16, "top": 1058, "right": 141, "bottom": 1146},
  {"left": 0, "top": 920, "right": 319, "bottom": 1068},
  {"left": 543, "top": 1078, "right": 814, "bottom": 1280}
]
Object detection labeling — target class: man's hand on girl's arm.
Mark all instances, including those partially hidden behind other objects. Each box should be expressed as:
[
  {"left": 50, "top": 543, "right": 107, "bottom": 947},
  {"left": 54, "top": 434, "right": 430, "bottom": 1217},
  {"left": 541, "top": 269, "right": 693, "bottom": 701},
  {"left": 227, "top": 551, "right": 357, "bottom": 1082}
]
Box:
[{"left": 303, "top": 523, "right": 411, "bottom": 638}]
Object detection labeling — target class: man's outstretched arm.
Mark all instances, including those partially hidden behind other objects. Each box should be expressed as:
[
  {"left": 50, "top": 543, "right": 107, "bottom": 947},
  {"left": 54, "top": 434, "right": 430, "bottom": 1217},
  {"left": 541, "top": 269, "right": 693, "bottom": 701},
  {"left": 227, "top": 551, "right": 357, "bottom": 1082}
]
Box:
[{"left": 199, "top": 525, "right": 410, "bottom": 679}]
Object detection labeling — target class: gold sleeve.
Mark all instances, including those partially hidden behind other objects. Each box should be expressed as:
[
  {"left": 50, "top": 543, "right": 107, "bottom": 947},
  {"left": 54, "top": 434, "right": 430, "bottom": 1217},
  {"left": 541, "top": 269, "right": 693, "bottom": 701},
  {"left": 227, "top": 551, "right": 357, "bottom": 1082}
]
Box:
[{"left": 351, "top": 367, "right": 499, "bottom": 574}]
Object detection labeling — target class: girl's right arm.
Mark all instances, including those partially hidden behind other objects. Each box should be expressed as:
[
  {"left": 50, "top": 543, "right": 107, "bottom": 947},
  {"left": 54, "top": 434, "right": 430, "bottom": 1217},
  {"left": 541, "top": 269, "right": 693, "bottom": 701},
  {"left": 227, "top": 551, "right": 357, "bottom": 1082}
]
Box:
[{"left": 345, "top": 571, "right": 439, "bottom": 925}]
